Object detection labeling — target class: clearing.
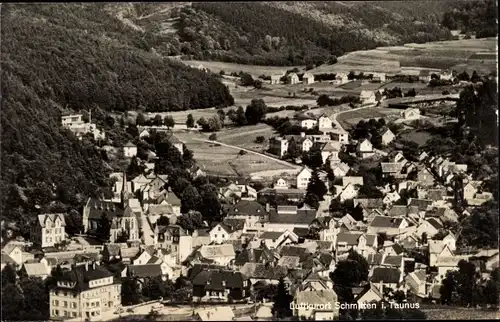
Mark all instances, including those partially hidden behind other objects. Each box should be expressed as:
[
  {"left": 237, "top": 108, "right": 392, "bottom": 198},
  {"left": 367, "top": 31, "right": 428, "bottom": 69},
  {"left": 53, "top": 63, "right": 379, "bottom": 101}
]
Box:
[
  {"left": 182, "top": 60, "right": 303, "bottom": 78},
  {"left": 336, "top": 107, "right": 401, "bottom": 130}
]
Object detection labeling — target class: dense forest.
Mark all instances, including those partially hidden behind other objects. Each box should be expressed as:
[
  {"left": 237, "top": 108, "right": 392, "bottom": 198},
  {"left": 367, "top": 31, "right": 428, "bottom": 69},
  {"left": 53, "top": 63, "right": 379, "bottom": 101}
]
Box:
[
  {"left": 138, "top": 1, "right": 453, "bottom": 66},
  {"left": 442, "top": 0, "right": 497, "bottom": 38},
  {"left": 0, "top": 4, "right": 232, "bottom": 232}
]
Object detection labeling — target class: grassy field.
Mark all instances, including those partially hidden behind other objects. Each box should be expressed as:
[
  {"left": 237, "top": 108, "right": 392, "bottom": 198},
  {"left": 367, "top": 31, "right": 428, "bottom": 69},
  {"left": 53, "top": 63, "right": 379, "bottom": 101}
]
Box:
[
  {"left": 182, "top": 60, "right": 303, "bottom": 77},
  {"left": 421, "top": 307, "right": 499, "bottom": 320},
  {"left": 310, "top": 38, "right": 497, "bottom": 75},
  {"left": 174, "top": 130, "right": 293, "bottom": 177},
  {"left": 216, "top": 124, "right": 275, "bottom": 151},
  {"left": 400, "top": 129, "right": 433, "bottom": 146},
  {"left": 336, "top": 107, "right": 401, "bottom": 130}
]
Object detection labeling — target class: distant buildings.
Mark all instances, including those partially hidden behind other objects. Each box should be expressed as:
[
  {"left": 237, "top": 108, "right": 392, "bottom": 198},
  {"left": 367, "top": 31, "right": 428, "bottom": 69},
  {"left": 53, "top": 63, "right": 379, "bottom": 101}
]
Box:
[
  {"left": 31, "top": 214, "right": 66, "bottom": 248},
  {"left": 334, "top": 73, "right": 349, "bottom": 85},
  {"left": 287, "top": 73, "right": 299, "bottom": 85},
  {"left": 61, "top": 113, "right": 105, "bottom": 141},
  {"left": 270, "top": 74, "right": 282, "bottom": 85},
  {"left": 123, "top": 141, "right": 138, "bottom": 158},
  {"left": 302, "top": 73, "right": 315, "bottom": 85}
]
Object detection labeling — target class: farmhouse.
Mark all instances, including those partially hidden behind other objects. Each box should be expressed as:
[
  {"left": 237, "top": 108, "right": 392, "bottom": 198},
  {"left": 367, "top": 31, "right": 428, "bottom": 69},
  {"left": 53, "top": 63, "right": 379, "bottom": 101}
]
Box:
[
  {"left": 302, "top": 73, "right": 315, "bottom": 85},
  {"left": 360, "top": 91, "right": 376, "bottom": 104},
  {"left": 372, "top": 72, "right": 386, "bottom": 82},
  {"left": 287, "top": 73, "right": 299, "bottom": 85},
  {"left": 270, "top": 74, "right": 282, "bottom": 85},
  {"left": 334, "top": 73, "right": 348, "bottom": 85},
  {"left": 401, "top": 108, "right": 421, "bottom": 120}
]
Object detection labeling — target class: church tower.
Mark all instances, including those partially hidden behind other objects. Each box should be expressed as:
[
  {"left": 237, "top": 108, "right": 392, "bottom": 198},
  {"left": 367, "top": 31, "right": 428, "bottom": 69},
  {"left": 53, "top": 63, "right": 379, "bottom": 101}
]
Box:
[{"left": 121, "top": 170, "right": 130, "bottom": 208}]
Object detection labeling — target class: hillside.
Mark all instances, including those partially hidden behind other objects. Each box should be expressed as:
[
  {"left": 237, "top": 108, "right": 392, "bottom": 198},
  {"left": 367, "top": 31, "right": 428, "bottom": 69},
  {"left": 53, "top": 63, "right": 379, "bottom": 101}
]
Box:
[
  {"left": 124, "top": 1, "right": 455, "bottom": 66},
  {"left": 0, "top": 4, "right": 233, "bottom": 232}
]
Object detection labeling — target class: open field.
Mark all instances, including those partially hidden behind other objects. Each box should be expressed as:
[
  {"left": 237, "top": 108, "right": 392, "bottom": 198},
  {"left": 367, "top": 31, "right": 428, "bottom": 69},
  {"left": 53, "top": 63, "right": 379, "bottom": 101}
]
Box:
[
  {"left": 309, "top": 38, "right": 497, "bottom": 75},
  {"left": 336, "top": 107, "right": 401, "bottom": 130},
  {"left": 182, "top": 60, "right": 303, "bottom": 77},
  {"left": 216, "top": 124, "right": 275, "bottom": 151},
  {"left": 400, "top": 129, "right": 433, "bottom": 146},
  {"left": 174, "top": 130, "right": 294, "bottom": 177},
  {"left": 420, "top": 306, "right": 499, "bottom": 320}
]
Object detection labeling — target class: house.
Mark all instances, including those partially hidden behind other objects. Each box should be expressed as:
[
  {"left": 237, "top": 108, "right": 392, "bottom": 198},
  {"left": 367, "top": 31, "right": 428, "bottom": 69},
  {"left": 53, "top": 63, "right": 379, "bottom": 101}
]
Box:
[
  {"left": 408, "top": 198, "right": 433, "bottom": 212},
  {"left": 270, "top": 74, "right": 282, "bottom": 85},
  {"left": 383, "top": 191, "right": 401, "bottom": 206},
  {"left": 195, "top": 307, "right": 235, "bottom": 321},
  {"left": 331, "top": 163, "right": 350, "bottom": 178},
  {"left": 419, "top": 70, "right": 432, "bottom": 82},
  {"left": 321, "top": 141, "right": 341, "bottom": 164},
  {"left": 1, "top": 252, "right": 17, "bottom": 271},
  {"left": 224, "top": 200, "right": 270, "bottom": 232},
  {"left": 274, "top": 178, "right": 290, "bottom": 190},
  {"left": 334, "top": 73, "right": 348, "bottom": 85},
  {"left": 354, "top": 282, "right": 384, "bottom": 305},
  {"left": 370, "top": 267, "right": 403, "bottom": 291},
  {"left": 258, "top": 230, "right": 299, "bottom": 249},
  {"left": 381, "top": 128, "right": 396, "bottom": 145},
  {"left": 437, "top": 232, "right": 457, "bottom": 252},
  {"left": 153, "top": 225, "right": 192, "bottom": 264},
  {"left": 463, "top": 182, "right": 478, "bottom": 200},
  {"left": 428, "top": 240, "right": 454, "bottom": 267},
  {"left": 287, "top": 73, "right": 299, "bottom": 85},
  {"left": 20, "top": 262, "right": 50, "bottom": 280},
  {"left": 372, "top": 73, "right": 386, "bottom": 82},
  {"left": 198, "top": 244, "right": 236, "bottom": 266},
  {"left": 31, "top": 213, "right": 66, "bottom": 248},
  {"left": 335, "top": 232, "right": 377, "bottom": 257},
  {"left": 338, "top": 183, "right": 359, "bottom": 203},
  {"left": 301, "top": 118, "right": 318, "bottom": 129},
  {"left": 123, "top": 141, "right": 137, "bottom": 158},
  {"left": 417, "top": 167, "right": 435, "bottom": 186},
  {"left": 192, "top": 268, "right": 250, "bottom": 302},
  {"left": 167, "top": 134, "right": 184, "bottom": 155},
  {"left": 302, "top": 73, "right": 315, "bottom": 85},
  {"left": 367, "top": 216, "right": 409, "bottom": 236},
  {"left": 415, "top": 218, "right": 442, "bottom": 239},
  {"left": 293, "top": 290, "right": 339, "bottom": 320},
  {"left": 138, "top": 129, "right": 150, "bottom": 139},
  {"left": 265, "top": 204, "right": 317, "bottom": 232},
  {"left": 318, "top": 114, "right": 334, "bottom": 131},
  {"left": 126, "top": 264, "right": 166, "bottom": 281},
  {"left": 440, "top": 70, "right": 454, "bottom": 81},
  {"left": 357, "top": 139, "right": 374, "bottom": 159},
  {"left": 401, "top": 108, "right": 421, "bottom": 120},
  {"left": 268, "top": 136, "right": 289, "bottom": 158},
  {"left": 296, "top": 166, "right": 313, "bottom": 190},
  {"left": 405, "top": 269, "right": 427, "bottom": 298},
  {"left": 239, "top": 262, "right": 288, "bottom": 285},
  {"left": 49, "top": 262, "right": 121, "bottom": 320},
  {"left": 209, "top": 219, "right": 245, "bottom": 244},
  {"left": 342, "top": 176, "right": 364, "bottom": 187},
  {"left": 360, "top": 90, "right": 376, "bottom": 104}
]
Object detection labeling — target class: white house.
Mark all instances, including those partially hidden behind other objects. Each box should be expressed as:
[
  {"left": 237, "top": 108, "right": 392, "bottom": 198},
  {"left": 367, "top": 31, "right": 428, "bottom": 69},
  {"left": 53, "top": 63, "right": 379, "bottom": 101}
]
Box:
[
  {"left": 300, "top": 119, "right": 318, "bottom": 129},
  {"left": 339, "top": 183, "right": 359, "bottom": 202},
  {"left": 318, "top": 114, "right": 334, "bottom": 131},
  {"left": 270, "top": 74, "right": 282, "bottom": 85},
  {"left": 331, "top": 163, "right": 350, "bottom": 178},
  {"left": 381, "top": 129, "right": 396, "bottom": 146},
  {"left": 302, "top": 73, "right": 315, "bottom": 85},
  {"left": 356, "top": 139, "right": 374, "bottom": 159},
  {"left": 440, "top": 70, "right": 454, "bottom": 81},
  {"left": 31, "top": 214, "right": 66, "bottom": 248},
  {"left": 331, "top": 128, "right": 349, "bottom": 144},
  {"left": 360, "top": 91, "right": 376, "bottom": 104},
  {"left": 123, "top": 141, "right": 138, "bottom": 158},
  {"left": 401, "top": 108, "right": 421, "bottom": 120},
  {"left": 274, "top": 178, "right": 290, "bottom": 190},
  {"left": 287, "top": 73, "right": 299, "bottom": 85},
  {"left": 296, "top": 166, "right": 313, "bottom": 190},
  {"left": 372, "top": 73, "right": 386, "bottom": 82},
  {"left": 334, "top": 73, "right": 348, "bottom": 85},
  {"left": 139, "top": 129, "right": 151, "bottom": 139},
  {"left": 321, "top": 141, "right": 341, "bottom": 165},
  {"left": 269, "top": 137, "right": 289, "bottom": 158}
]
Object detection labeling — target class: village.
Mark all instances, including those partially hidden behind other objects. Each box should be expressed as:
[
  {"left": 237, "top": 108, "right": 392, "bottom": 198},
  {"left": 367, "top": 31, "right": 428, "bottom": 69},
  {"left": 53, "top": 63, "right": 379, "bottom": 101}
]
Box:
[{"left": 2, "top": 42, "right": 498, "bottom": 321}]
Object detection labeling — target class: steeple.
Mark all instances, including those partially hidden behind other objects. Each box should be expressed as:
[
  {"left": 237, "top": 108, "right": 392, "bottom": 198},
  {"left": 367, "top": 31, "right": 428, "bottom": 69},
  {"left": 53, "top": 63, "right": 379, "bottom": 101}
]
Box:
[{"left": 121, "top": 170, "right": 130, "bottom": 208}]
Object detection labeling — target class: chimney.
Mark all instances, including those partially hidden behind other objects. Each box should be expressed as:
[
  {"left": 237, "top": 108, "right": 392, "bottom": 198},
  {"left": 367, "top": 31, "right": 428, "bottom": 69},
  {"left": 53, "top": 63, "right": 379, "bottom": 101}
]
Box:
[{"left": 265, "top": 203, "right": 270, "bottom": 213}]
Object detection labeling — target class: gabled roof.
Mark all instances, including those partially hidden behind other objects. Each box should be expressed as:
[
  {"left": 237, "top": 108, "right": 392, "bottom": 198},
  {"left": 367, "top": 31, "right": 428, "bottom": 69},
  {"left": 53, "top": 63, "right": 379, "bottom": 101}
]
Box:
[
  {"left": 426, "top": 188, "right": 446, "bottom": 201},
  {"left": 38, "top": 213, "right": 66, "bottom": 228},
  {"left": 124, "top": 141, "right": 136, "bottom": 148},
  {"left": 426, "top": 218, "right": 443, "bottom": 230},
  {"left": 381, "top": 162, "right": 404, "bottom": 174},
  {"left": 192, "top": 269, "right": 246, "bottom": 289},
  {"left": 336, "top": 232, "right": 364, "bottom": 246},
  {"left": 353, "top": 198, "right": 384, "bottom": 209},
  {"left": 384, "top": 255, "right": 404, "bottom": 267},
  {"left": 226, "top": 200, "right": 267, "bottom": 217},
  {"left": 23, "top": 262, "right": 49, "bottom": 276},
  {"left": 295, "top": 290, "right": 338, "bottom": 308},
  {"left": 360, "top": 90, "right": 375, "bottom": 98},
  {"left": 239, "top": 262, "right": 288, "bottom": 280},
  {"left": 408, "top": 198, "right": 433, "bottom": 211},
  {"left": 55, "top": 264, "right": 114, "bottom": 292},
  {"left": 354, "top": 282, "right": 384, "bottom": 302},
  {"left": 370, "top": 267, "right": 401, "bottom": 284},
  {"left": 128, "top": 264, "right": 163, "bottom": 278},
  {"left": 280, "top": 245, "right": 313, "bottom": 262},
  {"left": 388, "top": 205, "right": 410, "bottom": 217},
  {"left": 369, "top": 216, "right": 405, "bottom": 228},
  {"left": 220, "top": 218, "right": 246, "bottom": 234},
  {"left": 268, "top": 209, "right": 316, "bottom": 225},
  {"left": 1, "top": 252, "right": 16, "bottom": 264},
  {"left": 277, "top": 256, "right": 301, "bottom": 269},
  {"left": 199, "top": 244, "right": 235, "bottom": 258}
]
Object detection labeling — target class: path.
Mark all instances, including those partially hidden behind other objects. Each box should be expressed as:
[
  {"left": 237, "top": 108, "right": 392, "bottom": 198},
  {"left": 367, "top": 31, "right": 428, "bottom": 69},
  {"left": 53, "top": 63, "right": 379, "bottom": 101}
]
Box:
[{"left": 192, "top": 138, "right": 299, "bottom": 169}]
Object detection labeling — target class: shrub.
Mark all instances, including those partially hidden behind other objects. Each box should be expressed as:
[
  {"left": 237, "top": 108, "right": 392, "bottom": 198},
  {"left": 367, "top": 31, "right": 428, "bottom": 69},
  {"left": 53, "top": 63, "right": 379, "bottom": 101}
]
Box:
[
  {"left": 209, "top": 133, "right": 217, "bottom": 140},
  {"left": 239, "top": 150, "right": 247, "bottom": 155},
  {"left": 255, "top": 136, "right": 265, "bottom": 143}
]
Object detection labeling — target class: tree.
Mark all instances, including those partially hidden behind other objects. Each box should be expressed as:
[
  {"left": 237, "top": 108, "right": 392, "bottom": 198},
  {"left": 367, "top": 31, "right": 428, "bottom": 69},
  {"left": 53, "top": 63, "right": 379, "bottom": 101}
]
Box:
[
  {"left": 126, "top": 156, "right": 144, "bottom": 179},
  {"left": 1, "top": 283, "right": 25, "bottom": 320},
  {"left": 153, "top": 114, "right": 163, "bottom": 126},
  {"left": 233, "top": 106, "right": 247, "bottom": 126},
  {"left": 406, "top": 88, "right": 417, "bottom": 97},
  {"left": 115, "top": 229, "right": 128, "bottom": 243},
  {"left": 207, "top": 115, "right": 222, "bottom": 131},
  {"left": 209, "top": 133, "right": 217, "bottom": 140},
  {"left": 142, "top": 276, "right": 167, "bottom": 300},
  {"left": 317, "top": 94, "right": 332, "bottom": 107},
  {"left": 245, "top": 99, "right": 268, "bottom": 125},
  {"left": 157, "top": 215, "right": 170, "bottom": 226},
  {"left": 240, "top": 72, "right": 255, "bottom": 86},
  {"left": 198, "top": 184, "right": 221, "bottom": 223},
  {"left": 96, "top": 213, "right": 111, "bottom": 241},
  {"left": 255, "top": 136, "right": 265, "bottom": 144},
  {"left": 136, "top": 113, "right": 146, "bottom": 126},
  {"left": 347, "top": 250, "right": 369, "bottom": 282},
  {"left": 306, "top": 169, "right": 328, "bottom": 202},
  {"left": 272, "top": 277, "right": 293, "bottom": 319},
  {"left": 181, "top": 184, "right": 202, "bottom": 214},
  {"left": 331, "top": 258, "right": 368, "bottom": 287},
  {"left": 253, "top": 79, "right": 263, "bottom": 89},
  {"left": 121, "top": 277, "right": 141, "bottom": 305},
  {"left": 217, "top": 109, "right": 226, "bottom": 124},
  {"left": 164, "top": 115, "right": 175, "bottom": 129},
  {"left": 186, "top": 114, "right": 195, "bottom": 128},
  {"left": 302, "top": 145, "right": 323, "bottom": 169},
  {"left": 2, "top": 265, "right": 17, "bottom": 286},
  {"left": 304, "top": 193, "right": 320, "bottom": 209},
  {"left": 176, "top": 210, "right": 204, "bottom": 233},
  {"left": 457, "top": 71, "right": 470, "bottom": 82},
  {"left": 285, "top": 138, "right": 301, "bottom": 160}
]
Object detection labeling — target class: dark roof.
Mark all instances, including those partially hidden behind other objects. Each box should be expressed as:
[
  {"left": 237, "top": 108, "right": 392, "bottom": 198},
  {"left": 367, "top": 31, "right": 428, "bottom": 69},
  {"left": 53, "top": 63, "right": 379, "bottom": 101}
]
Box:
[
  {"left": 192, "top": 269, "right": 246, "bottom": 290},
  {"left": 221, "top": 218, "right": 246, "bottom": 233},
  {"left": 85, "top": 198, "right": 124, "bottom": 220},
  {"left": 426, "top": 218, "right": 443, "bottom": 230},
  {"left": 188, "top": 264, "right": 227, "bottom": 280},
  {"left": 384, "top": 255, "right": 403, "bottom": 267},
  {"left": 369, "top": 216, "right": 404, "bottom": 228},
  {"left": 54, "top": 263, "right": 114, "bottom": 292},
  {"left": 370, "top": 267, "right": 401, "bottom": 284},
  {"left": 268, "top": 209, "right": 316, "bottom": 225},
  {"left": 426, "top": 189, "right": 446, "bottom": 201},
  {"left": 367, "top": 253, "right": 385, "bottom": 266},
  {"left": 353, "top": 199, "right": 384, "bottom": 209},
  {"left": 226, "top": 200, "right": 267, "bottom": 217},
  {"left": 293, "top": 227, "right": 310, "bottom": 238},
  {"left": 127, "top": 264, "right": 163, "bottom": 278},
  {"left": 240, "top": 263, "right": 288, "bottom": 280},
  {"left": 280, "top": 246, "right": 312, "bottom": 262},
  {"left": 391, "top": 243, "right": 405, "bottom": 255},
  {"left": 387, "top": 205, "right": 409, "bottom": 217},
  {"left": 408, "top": 199, "right": 433, "bottom": 211}
]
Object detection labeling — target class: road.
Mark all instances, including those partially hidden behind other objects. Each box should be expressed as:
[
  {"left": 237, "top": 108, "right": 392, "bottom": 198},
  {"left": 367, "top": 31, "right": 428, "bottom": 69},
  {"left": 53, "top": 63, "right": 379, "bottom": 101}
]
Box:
[
  {"left": 331, "top": 103, "right": 376, "bottom": 132},
  {"left": 192, "top": 138, "right": 300, "bottom": 169}
]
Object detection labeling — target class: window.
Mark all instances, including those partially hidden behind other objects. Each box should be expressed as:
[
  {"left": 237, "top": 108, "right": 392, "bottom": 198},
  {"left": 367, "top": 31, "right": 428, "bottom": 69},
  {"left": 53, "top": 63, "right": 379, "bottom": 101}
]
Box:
[
  {"left": 218, "top": 227, "right": 221, "bottom": 231},
  {"left": 71, "top": 302, "right": 77, "bottom": 309},
  {"left": 72, "top": 312, "right": 77, "bottom": 317},
  {"left": 63, "top": 301, "right": 68, "bottom": 308},
  {"left": 214, "top": 234, "right": 217, "bottom": 238},
  {"left": 53, "top": 300, "right": 59, "bottom": 306},
  {"left": 46, "top": 229, "right": 51, "bottom": 234},
  {"left": 222, "top": 234, "right": 225, "bottom": 239},
  {"left": 63, "top": 311, "right": 68, "bottom": 317}
]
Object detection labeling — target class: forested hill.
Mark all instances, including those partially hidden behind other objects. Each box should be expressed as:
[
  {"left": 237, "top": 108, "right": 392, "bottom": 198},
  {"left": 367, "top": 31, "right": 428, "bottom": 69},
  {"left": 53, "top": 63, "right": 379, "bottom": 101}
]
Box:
[
  {"left": 0, "top": 4, "right": 232, "bottom": 233},
  {"left": 126, "top": 1, "right": 454, "bottom": 66}
]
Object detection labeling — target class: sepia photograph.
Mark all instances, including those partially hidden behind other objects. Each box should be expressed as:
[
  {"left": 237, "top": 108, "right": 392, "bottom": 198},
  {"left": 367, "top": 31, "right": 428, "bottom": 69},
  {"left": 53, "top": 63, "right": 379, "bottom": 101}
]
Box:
[{"left": 0, "top": 1, "right": 498, "bottom": 321}]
